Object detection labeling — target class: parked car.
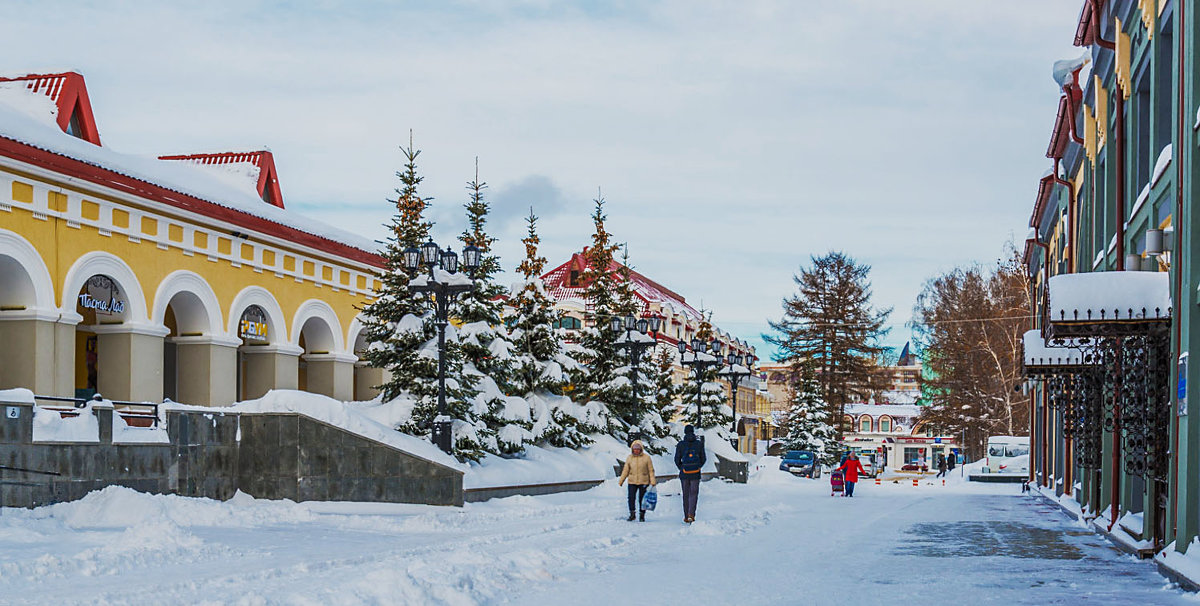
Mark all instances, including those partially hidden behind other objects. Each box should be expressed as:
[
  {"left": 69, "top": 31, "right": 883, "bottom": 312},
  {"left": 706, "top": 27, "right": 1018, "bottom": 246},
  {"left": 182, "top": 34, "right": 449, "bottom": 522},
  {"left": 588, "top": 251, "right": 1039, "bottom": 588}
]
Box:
[
  {"left": 900, "top": 463, "right": 929, "bottom": 472},
  {"left": 779, "top": 450, "right": 821, "bottom": 478}
]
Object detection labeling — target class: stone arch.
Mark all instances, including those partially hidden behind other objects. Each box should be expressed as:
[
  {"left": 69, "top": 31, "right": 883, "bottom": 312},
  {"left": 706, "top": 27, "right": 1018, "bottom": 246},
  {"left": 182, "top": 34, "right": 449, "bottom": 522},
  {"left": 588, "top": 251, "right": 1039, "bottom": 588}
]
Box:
[
  {"left": 228, "top": 286, "right": 287, "bottom": 345},
  {"left": 152, "top": 270, "right": 223, "bottom": 336},
  {"left": 61, "top": 251, "right": 149, "bottom": 324},
  {"left": 291, "top": 299, "right": 344, "bottom": 353},
  {"left": 347, "top": 315, "right": 368, "bottom": 356},
  {"left": 0, "top": 228, "right": 55, "bottom": 313}
]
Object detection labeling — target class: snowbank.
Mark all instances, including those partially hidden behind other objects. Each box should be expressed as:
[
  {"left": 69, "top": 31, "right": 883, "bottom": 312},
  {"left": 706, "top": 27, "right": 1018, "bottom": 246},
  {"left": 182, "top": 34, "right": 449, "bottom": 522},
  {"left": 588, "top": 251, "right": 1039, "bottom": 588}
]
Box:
[
  {"left": 32, "top": 402, "right": 98, "bottom": 443},
  {"left": 232, "top": 391, "right": 465, "bottom": 472},
  {"left": 0, "top": 387, "right": 35, "bottom": 404},
  {"left": 112, "top": 410, "right": 170, "bottom": 444}
]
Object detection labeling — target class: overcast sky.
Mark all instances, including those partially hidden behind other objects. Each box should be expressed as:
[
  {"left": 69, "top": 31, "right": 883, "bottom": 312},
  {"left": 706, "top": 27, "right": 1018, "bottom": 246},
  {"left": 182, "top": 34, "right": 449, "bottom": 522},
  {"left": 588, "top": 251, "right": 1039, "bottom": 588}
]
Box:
[{"left": 5, "top": 0, "right": 1082, "bottom": 360}]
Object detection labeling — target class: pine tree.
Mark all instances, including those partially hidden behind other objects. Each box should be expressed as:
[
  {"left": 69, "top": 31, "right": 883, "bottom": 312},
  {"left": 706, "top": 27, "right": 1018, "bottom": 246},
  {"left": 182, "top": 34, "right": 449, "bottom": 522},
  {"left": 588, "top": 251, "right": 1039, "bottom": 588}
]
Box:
[
  {"left": 359, "top": 134, "right": 489, "bottom": 461},
  {"left": 782, "top": 361, "right": 839, "bottom": 465},
  {"left": 456, "top": 160, "right": 528, "bottom": 455},
  {"left": 680, "top": 312, "right": 730, "bottom": 431},
  {"left": 508, "top": 210, "right": 596, "bottom": 449},
  {"left": 605, "top": 246, "right": 654, "bottom": 442},
  {"left": 634, "top": 347, "right": 679, "bottom": 454},
  {"left": 360, "top": 132, "right": 436, "bottom": 402},
  {"left": 567, "top": 194, "right": 621, "bottom": 434},
  {"left": 766, "top": 252, "right": 891, "bottom": 441}
]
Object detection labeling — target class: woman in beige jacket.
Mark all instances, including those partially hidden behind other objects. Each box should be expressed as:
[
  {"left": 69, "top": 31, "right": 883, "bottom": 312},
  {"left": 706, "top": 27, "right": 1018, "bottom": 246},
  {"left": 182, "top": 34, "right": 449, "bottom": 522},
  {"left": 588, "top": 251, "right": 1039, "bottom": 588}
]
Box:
[{"left": 618, "top": 440, "right": 656, "bottom": 521}]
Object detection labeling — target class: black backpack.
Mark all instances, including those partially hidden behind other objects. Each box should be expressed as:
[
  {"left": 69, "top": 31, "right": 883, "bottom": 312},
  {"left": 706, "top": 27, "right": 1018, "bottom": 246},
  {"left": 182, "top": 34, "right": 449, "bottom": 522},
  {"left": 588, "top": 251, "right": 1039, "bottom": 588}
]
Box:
[{"left": 679, "top": 438, "right": 704, "bottom": 473}]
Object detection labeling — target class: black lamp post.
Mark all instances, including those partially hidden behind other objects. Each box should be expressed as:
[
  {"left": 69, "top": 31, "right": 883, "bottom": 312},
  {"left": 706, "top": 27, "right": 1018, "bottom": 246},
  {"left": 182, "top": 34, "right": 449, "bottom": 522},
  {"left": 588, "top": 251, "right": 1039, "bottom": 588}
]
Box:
[
  {"left": 677, "top": 337, "right": 725, "bottom": 427},
  {"left": 611, "top": 313, "right": 662, "bottom": 406},
  {"left": 720, "top": 351, "right": 753, "bottom": 451},
  {"left": 402, "top": 238, "right": 481, "bottom": 453}
]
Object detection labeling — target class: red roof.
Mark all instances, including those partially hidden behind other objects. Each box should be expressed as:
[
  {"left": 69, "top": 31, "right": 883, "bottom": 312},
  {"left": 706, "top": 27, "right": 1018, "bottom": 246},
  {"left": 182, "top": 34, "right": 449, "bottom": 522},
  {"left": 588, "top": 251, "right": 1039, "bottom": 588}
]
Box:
[
  {"left": 1047, "top": 96, "right": 1072, "bottom": 160},
  {"left": 1029, "top": 174, "right": 1056, "bottom": 229},
  {"left": 541, "top": 250, "right": 701, "bottom": 321},
  {"left": 0, "top": 72, "right": 101, "bottom": 145},
  {"left": 1074, "top": 1, "right": 1095, "bottom": 47},
  {"left": 159, "top": 151, "right": 285, "bottom": 209}
]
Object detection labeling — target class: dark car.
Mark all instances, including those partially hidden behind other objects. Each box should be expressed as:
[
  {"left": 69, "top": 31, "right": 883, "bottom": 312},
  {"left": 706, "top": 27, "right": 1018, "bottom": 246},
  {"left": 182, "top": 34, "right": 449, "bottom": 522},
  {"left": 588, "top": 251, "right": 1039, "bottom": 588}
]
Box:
[{"left": 779, "top": 450, "right": 821, "bottom": 478}]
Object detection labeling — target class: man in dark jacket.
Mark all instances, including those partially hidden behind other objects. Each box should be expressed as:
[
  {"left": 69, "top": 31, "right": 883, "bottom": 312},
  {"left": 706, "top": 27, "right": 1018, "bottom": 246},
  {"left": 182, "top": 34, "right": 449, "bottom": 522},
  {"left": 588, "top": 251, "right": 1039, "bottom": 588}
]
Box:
[{"left": 674, "top": 425, "right": 706, "bottom": 523}]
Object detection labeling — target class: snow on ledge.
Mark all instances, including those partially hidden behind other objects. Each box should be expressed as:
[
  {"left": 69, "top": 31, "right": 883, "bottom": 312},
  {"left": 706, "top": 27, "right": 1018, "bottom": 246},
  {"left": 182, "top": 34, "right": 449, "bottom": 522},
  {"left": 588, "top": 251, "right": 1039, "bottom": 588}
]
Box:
[
  {"left": 1152, "top": 144, "right": 1173, "bottom": 187},
  {"left": 0, "top": 387, "right": 35, "bottom": 404},
  {"left": 1022, "top": 330, "right": 1084, "bottom": 367},
  {"left": 1048, "top": 271, "right": 1171, "bottom": 323},
  {"left": 230, "top": 391, "right": 466, "bottom": 472}
]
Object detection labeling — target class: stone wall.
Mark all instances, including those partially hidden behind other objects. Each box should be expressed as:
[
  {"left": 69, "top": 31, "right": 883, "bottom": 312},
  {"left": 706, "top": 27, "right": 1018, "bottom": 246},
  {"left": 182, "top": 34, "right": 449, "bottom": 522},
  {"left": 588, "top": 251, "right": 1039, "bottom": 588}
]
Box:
[{"left": 0, "top": 399, "right": 463, "bottom": 508}]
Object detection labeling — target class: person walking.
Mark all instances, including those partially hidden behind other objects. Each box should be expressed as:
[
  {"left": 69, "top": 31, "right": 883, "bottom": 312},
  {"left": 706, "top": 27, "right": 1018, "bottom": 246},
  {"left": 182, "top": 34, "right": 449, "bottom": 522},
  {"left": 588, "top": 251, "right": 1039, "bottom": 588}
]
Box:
[
  {"left": 836, "top": 452, "right": 866, "bottom": 497},
  {"left": 936, "top": 455, "right": 948, "bottom": 478},
  {"left": 618, "top": 440, "right": 656, "bottom": 521},
  {"left": 947, "top": 451, "right": 957, "bottom": 472},
  {"left": 674, "top": 425, "right": 706, "bottom": 523}
]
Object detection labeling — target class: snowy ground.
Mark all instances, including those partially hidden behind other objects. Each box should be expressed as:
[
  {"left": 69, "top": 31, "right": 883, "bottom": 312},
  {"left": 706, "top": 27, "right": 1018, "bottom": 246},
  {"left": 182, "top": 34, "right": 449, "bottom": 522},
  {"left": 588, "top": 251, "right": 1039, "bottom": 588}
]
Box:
[{"left": 0, "top": 458, "right": 1192, "bottom": 605}]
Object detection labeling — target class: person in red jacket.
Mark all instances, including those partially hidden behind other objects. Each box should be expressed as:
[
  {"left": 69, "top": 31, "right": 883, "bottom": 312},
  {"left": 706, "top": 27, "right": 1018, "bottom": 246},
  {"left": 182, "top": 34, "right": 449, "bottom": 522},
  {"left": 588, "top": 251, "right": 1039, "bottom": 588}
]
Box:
[{"left": 837, "top": 452, "right": 866, "bottom": 497}]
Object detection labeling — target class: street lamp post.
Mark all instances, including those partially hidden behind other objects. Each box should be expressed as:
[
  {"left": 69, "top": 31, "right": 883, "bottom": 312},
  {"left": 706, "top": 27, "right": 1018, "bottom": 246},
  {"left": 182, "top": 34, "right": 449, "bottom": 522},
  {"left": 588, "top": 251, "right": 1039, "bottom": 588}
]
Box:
[
  {"left": 677, "top": 337, "right": 725, "bottom": 427},
  {"left": 719, "top": 351, "right": 752, "bottom": 451},
  {"left": 611, "top": 313, "right": 662, "bottom": 406},
  {"left": 402, "top": 238, "right": 481, "bottom": 453}
]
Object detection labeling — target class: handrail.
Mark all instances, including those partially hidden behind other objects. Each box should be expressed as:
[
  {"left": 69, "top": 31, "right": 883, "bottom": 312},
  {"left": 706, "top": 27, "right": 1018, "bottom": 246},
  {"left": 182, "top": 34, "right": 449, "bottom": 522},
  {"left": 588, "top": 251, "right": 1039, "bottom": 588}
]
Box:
[{"left": 31, "top": 395, "right": 161, "bottom": 427}]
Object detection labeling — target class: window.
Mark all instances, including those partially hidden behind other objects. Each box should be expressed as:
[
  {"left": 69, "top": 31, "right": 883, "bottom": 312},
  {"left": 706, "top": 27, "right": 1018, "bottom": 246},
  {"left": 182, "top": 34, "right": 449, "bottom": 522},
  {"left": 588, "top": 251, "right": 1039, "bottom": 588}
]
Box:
[
  {"left": 879, "top": 416, "right": 891, "bottom": 433},
  {"left": 904, "top": 448, "right": 922, "bottom": 465},
  {"left": 842, "top": 415, "right": 854, "bottom": 432},
  {"left": 65, "top": 107, "right": 84, "bottom": 140},
  {"left": 860, "top": 417, "right": 872, "bottom": 433},
  {"left": 553, "top": 316, "right": 581, "bottom": 330},
  {"left": 569, "top": 270, "right": 580, "bottom": 287}
]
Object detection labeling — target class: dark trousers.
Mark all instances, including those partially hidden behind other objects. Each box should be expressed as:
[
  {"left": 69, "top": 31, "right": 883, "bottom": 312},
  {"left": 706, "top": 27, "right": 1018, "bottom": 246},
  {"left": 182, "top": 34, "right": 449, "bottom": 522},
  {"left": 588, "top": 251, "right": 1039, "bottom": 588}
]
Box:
[
  {"left": 681, "top": 476, "right": 701, "bottom": 517},
  {"left": 627, "top": 483, "right": 648, "bottom": 512},
  {"left": 936, "top": 469, "right": 947, "bottom": 478},
  {"left": 845, "top": 481, "right": 856, "bottom": 497}
]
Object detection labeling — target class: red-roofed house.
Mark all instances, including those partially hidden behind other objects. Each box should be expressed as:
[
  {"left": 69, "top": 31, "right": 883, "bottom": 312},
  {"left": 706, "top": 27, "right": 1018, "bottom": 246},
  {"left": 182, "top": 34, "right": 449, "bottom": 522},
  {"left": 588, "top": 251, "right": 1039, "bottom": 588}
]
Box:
[{"left": 0, "top": 71, "right": 102, "bottom": 145}]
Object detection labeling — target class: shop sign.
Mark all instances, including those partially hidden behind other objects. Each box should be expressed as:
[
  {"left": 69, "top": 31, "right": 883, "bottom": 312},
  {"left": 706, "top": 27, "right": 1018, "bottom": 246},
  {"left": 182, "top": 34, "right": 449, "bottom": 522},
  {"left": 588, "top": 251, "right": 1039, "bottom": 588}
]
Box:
[
  {"left": 239, "top": 305, "right": 269, "bottom": 343},
  {"left": 79, "top": 275, "right": 124, "bottom": 315}
]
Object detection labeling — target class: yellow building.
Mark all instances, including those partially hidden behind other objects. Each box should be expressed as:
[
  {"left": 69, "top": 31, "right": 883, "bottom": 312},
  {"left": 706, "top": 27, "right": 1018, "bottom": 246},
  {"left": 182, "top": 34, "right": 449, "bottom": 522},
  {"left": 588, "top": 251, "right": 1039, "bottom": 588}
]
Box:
[{"left": 0, "top": 71, "right": 384, "bottom": 407}]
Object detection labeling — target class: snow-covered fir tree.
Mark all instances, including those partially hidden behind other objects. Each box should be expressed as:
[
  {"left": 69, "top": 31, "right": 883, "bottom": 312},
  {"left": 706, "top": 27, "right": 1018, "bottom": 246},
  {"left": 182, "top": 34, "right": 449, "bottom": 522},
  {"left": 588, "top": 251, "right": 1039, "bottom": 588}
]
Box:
[
  {"left": 455, "top": 161, "right": 529, "bottom": 455},
  {"left": 680, "top": 312, "right": 730, "bottom": 431},
  {"left": 359, "top": 136, "right": 489, "bottom": 461},
  {"left": 633, "top": 347, "right": 678, "bottom": 453},
  {"left": 566, "top": 194, "right": 620, "bottom": 434},
  {"left": 782, "top": 360, "right": 839, "bottom": 465},
  {"left": 508, "top": 210, "right": 597, "bottom": 448},
  {"left": 606, "top": 247, "right": 666, "bottom": 448}
]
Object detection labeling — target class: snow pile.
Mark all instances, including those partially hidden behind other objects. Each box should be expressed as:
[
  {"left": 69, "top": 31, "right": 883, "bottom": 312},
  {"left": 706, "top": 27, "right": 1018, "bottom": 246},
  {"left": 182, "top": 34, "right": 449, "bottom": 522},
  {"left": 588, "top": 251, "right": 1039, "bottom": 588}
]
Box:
[
  {"left": 232, "top": 390, "right": 465, "bottom": 472},
  {"left": 0, "top": 387, "right": 35, "bottom": 403},
  {"left": 1052, "top": 51, "right": 1090, "bottom": 87},
  {"left": 1022, "top": 329, "right": 1083, "bottom": 366},
  {"left": 1048, "top": 271, "right": 1171, "bottom": 322},
  {"left": 32, "top": 402, "right": 98, "bottom": 443},
  {"left": 112, "top": 410, "right": 170, "bottom": 444}
]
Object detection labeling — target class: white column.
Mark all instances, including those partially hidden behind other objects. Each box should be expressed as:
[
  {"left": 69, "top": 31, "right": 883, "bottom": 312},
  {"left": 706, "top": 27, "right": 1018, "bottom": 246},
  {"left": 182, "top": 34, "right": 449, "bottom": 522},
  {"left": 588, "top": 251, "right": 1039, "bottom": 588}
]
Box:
[
  {"left": 0, "top": 308, "right": 78, "bottom": 396},
  {"left": 91, "top": 322, "right": 170, "bottom": 403},
  {"left": 170, "top": 335, "right": 241, "bottom": 407},
  {"left": 240, "top": 343, "right": 303, "bottom": 401},
  {"left": 303, "top": 352, "right": 357, "bottom": 401}
]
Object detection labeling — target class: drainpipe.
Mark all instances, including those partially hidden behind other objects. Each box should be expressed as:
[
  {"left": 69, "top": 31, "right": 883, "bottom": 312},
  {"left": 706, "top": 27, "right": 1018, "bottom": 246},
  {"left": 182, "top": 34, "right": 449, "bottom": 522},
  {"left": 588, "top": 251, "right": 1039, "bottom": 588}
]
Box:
[
  {"left": 1050, "top": 159, "right": 1078, "bottom": 274},
  {"left": 1170, "top": 0, "right": 1186, "bottom": 543},
  {"left": 1089, "top": 0, "right": 1117, "bottom": 51},
  {"left": 1116, "top": 94, "right": 1126, "bottom": 270}
]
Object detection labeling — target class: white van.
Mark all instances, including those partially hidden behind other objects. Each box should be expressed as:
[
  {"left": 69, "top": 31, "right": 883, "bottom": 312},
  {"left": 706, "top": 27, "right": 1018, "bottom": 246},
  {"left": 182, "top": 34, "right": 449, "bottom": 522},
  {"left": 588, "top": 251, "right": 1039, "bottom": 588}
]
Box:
[{"left": 984, "top": 436, "right": 1030, "bottom": 475}]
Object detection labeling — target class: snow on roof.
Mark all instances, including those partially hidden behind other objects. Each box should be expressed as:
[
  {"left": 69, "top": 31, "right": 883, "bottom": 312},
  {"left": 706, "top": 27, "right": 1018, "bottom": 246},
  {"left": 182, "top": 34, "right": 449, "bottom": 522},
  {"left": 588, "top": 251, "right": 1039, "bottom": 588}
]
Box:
[
  {"left": 1052, "top": 52, "right": 1090, "bottom": 87},
  {"left": 0, "top": 73, "right": 377, "bottom": 256},
  {"left": 1047, "top": 271, "right": 1171, "bottom": 323},
  {"left": 844, "top": 403, "right": 922, "bottom": 418},
  {"left": 1022, "top": 329, "right": 1084, "bottom": 367},
  {"left": 160, "top": 151, "right": 283, "bottom": 208}
]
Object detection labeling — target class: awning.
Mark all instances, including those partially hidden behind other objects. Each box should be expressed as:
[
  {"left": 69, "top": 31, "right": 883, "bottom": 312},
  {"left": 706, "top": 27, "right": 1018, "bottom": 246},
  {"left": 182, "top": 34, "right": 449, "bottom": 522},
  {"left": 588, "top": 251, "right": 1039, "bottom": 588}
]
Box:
[
  {"left": 1046, "top": 272, "right": 1171, "bottom": 338},
  {"left": 1022, "top": 329, "right": 1085, "bottom": 369}
]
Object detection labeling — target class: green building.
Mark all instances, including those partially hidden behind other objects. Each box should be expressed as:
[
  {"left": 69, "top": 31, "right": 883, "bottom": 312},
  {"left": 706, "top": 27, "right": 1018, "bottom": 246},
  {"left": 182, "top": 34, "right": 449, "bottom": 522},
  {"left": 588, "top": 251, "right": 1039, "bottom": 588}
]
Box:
[{"left": 1023, "top": 0, "right": 1200, "bottom": 572}]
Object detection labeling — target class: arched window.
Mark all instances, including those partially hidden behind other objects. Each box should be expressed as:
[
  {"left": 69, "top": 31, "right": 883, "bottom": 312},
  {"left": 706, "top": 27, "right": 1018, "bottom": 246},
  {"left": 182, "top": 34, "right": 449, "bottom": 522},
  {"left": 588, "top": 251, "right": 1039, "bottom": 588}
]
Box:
[
  {"left": 879, "top": 415, "right": 892, "bottom": 433},
  {"left": 842, "top": 415, "right": 854, "bottom": 432},
  {"left": 553, "top": 316, "right": 582, "bottom": 330},
  {"left": 859, "top": 416, "right": 873, "bottom": 433}
]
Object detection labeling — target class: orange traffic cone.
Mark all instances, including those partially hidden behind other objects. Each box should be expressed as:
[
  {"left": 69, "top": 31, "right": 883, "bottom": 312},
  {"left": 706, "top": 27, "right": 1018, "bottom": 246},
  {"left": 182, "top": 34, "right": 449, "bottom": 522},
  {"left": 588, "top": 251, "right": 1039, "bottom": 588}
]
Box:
[
  {"left": 874, "top": 478, "right": 881, "bottom": 486},
  {"left": 942, "top": 479, "right": 946, "bottom": 486},
  {"left": 912, "top": 478, "right": 918, "bottom": 487}
]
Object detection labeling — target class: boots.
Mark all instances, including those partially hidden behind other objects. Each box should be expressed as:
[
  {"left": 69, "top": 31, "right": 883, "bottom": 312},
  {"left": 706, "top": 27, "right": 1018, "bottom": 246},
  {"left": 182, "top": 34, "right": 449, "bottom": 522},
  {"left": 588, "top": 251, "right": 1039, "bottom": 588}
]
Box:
[
  {"left": 639, "top": 510, "right": 646, "bottom": 522},
  {"left": 627, "top": 512, "right": 636, "bottom": 521}
]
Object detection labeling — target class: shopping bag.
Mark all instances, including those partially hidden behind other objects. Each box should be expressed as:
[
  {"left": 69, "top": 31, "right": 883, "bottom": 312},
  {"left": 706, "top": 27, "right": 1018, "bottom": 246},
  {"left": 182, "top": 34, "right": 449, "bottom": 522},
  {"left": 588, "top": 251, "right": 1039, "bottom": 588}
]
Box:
[{"left": 641, "top": 486, "right": 658, "bottom": 511}]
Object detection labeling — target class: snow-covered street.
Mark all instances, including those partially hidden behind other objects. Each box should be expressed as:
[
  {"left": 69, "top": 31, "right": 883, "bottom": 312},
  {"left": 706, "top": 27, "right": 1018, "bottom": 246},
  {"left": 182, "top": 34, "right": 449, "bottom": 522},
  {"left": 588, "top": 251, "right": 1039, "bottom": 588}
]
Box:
[{"left": 0, "top": 459, "right": 1190, "bottom": 605}]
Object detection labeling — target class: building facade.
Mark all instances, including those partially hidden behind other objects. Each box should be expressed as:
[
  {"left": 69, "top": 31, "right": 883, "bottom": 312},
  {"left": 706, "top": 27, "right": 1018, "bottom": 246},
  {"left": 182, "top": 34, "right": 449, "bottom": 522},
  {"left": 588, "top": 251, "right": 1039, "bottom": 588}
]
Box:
[
  {"left": 1021, "top": 0, "right": 1200, "bottom": 556},
  {"left": 0, "top": 72, "right": 385, "bottom": 407}
]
